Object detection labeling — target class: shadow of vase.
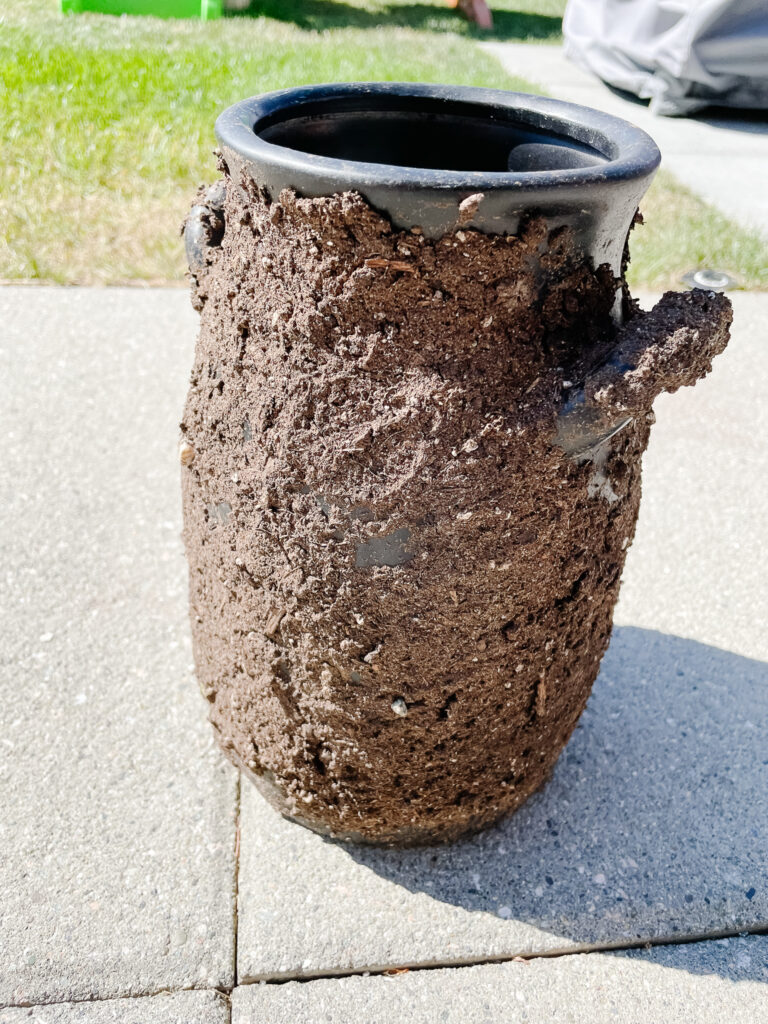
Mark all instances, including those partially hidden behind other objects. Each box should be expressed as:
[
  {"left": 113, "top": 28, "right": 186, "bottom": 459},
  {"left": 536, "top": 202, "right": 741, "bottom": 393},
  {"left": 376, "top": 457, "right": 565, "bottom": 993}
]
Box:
[{"left": 339, "top": 626, "right": 768, "bottom": 982}]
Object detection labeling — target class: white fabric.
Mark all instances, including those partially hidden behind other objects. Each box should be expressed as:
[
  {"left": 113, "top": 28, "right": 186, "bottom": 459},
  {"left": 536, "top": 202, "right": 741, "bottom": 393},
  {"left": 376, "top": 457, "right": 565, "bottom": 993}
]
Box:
[{"left": 563, "top": 0, "right": 768, "bottom": 115}]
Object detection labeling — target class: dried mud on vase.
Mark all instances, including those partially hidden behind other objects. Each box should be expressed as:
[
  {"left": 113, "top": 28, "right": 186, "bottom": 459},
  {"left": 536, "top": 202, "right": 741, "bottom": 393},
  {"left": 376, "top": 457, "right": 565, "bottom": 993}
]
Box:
[{"left": 180, "top": 84, "right": 732, "bottom": 846}]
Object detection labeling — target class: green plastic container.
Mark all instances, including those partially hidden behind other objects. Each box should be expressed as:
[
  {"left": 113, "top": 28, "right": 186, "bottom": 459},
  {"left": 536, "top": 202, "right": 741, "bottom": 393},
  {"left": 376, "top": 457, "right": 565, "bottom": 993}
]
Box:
[{"left": 61, "top": 0, "right": 222, "bottom": 19}]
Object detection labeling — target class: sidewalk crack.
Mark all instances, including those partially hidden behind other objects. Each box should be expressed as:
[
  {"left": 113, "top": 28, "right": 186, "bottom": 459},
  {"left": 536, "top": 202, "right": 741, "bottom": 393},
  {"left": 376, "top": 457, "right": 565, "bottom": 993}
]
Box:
[
  {"left": 232, "top": 769, "right": 242, "bottom": 996},
  {"left": 236, "top": 922, "right": 768, "bottom": 987}
]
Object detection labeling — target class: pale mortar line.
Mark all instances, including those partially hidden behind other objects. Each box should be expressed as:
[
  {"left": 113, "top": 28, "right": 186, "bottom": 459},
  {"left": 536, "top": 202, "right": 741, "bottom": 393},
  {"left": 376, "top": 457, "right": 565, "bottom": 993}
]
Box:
[
  {"left": 0, "top": 987, "right": 230, "bottom": 1012},
  {"left": 237, "top": 922, "right": 768, "bottom": 987},
  {"left": 3, "top": 924, "right": 767, "bottom": 1010},
  {"left": 232, "top": 771, "right": 243, "bottom": 1012}
]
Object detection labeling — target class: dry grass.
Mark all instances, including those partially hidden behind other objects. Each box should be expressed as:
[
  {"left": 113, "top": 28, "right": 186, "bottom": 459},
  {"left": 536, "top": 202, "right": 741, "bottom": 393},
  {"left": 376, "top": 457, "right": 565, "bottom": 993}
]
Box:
[{"left": 629, "top": 171, "right": 768, "bottom": 291}]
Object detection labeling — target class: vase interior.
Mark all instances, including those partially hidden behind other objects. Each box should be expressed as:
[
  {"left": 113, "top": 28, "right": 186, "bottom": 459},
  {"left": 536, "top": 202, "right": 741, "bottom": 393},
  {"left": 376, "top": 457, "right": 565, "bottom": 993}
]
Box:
[{"left": 257, "top": 95, "right": 612, "bottom": 173}]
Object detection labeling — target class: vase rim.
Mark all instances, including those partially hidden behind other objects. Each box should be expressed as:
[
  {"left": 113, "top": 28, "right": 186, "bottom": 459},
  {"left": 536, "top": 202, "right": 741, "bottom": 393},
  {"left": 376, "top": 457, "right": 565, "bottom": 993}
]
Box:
[{"left": 215, "top": 82, "right": 661, "bottom": 196}]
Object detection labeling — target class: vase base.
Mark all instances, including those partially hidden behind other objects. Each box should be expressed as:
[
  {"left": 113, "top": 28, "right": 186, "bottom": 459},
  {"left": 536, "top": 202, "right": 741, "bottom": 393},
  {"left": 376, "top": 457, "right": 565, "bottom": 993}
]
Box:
[{"left": 225, "top": 739, "right": 555, "bottom": 848}]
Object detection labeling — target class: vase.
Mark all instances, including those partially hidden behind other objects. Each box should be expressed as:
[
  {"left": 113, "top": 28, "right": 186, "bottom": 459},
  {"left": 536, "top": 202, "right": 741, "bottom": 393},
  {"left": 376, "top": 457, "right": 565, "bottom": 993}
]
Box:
[{"left": 181, "top": 83, "right": 731, "bottom": 845}]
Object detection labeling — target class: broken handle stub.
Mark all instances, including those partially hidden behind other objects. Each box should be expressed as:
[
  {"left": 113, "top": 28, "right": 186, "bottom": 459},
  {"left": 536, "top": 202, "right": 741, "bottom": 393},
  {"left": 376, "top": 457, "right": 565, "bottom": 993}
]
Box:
[
  {"left": 184, "top": 179, "right": 227, "bottom": 275},
  {"left": 555, "top": 288, "right": 733, "bottom": 458},
  {"left": 182, "top": 185, "right": 732, "bottom": 466}
]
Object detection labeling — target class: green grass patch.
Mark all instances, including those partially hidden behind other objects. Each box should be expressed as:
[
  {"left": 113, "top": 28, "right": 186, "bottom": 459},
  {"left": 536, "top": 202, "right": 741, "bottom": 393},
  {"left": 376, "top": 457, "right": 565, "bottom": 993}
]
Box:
[
  {"left": 1, "top": 0, "right": 765, "bottom": 288},
  {"left": 629, "top": 171, "right": 768, "bottom": 291},
  {"left": 0, "top": 1, "right": 537, "bottom": 284},
  {"left": 4, "top": 0, "right": 567, "bottom": 42}
]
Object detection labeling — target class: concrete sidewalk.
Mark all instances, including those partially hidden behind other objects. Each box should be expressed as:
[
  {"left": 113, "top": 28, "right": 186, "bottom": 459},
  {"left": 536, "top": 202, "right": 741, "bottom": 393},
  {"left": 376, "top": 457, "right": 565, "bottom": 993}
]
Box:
[
  {"left": 1, "top": 287, "right": 767, "bottom": 1021},
  {"left": 484, "top": 42, "right": 768, "bottom": 239}
]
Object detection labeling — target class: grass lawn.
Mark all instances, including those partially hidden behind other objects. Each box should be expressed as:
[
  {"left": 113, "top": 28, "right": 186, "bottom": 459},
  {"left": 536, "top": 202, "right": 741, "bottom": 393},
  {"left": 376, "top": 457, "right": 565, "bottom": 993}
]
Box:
[{"left": 2, "top": 0, "right": 766, "bottom": 289}]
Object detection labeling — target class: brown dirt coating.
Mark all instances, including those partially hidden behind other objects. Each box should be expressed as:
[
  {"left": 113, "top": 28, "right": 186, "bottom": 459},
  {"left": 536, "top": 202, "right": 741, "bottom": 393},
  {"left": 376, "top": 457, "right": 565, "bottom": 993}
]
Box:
[
  {"left": 585, "top": 288, "right": 732, "bottom": 414},
  {"left": 181, "top": 173, "right": 731, "bottom": 845}
]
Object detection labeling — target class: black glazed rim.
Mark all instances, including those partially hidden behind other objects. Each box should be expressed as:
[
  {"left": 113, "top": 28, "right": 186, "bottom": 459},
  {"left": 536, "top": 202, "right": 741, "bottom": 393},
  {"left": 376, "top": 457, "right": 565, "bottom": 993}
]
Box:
[{"left": 214, "top": 82, "right": 661, "bottom": 195}]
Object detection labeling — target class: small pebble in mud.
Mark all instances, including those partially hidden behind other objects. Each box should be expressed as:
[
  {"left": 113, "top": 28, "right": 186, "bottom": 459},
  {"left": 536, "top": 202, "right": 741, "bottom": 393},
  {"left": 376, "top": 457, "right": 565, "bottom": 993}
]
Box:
[
  {"left": 458, "top": 192, "right": 484, "bottom": 224},
  {"left": 391, "top": 697, "right": 409, "bottom": 717},
  {"left": 264, "top": 606, "right": 284, "bottom": 636},
  {"left": 179, "top": 442, "right": 196, "bottom": 466},
  {"left": 363, "top": 644, "right": 382, "bottom": 664}
]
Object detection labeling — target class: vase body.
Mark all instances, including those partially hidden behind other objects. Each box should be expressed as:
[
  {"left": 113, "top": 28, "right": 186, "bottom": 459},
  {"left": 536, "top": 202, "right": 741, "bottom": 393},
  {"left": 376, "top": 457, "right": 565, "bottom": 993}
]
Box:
[{"left": 181, "top": 84, "right": 729, "bottom": 845}]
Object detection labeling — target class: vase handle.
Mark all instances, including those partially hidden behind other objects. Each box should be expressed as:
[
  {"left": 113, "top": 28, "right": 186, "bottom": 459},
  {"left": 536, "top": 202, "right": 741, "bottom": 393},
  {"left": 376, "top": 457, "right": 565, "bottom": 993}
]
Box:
[
  {"left": 554, "top": 288, "right": 732, "bottom": 458},
  {"left": 184, "top": 180, "right": 227, "bottom": 276}
]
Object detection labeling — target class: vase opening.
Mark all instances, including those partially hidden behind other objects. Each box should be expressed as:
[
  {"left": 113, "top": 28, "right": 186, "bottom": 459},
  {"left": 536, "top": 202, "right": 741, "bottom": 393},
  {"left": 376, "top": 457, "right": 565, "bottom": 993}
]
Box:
[{"left": 255, "top": 94, "right": 612, "bottom": 173}]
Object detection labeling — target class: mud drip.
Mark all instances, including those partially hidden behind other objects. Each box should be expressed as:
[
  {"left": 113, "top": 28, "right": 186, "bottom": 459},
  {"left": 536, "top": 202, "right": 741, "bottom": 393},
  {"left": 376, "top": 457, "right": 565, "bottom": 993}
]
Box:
[{"left": 181, "top": 175, "right": 731, "bottom": 845}]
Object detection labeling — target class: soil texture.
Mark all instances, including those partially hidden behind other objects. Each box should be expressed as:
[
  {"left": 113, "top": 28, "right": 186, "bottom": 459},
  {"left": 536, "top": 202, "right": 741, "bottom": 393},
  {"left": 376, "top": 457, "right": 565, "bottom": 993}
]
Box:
[{"left": 181, "top": 174, "right": 731, "bottom": 845}]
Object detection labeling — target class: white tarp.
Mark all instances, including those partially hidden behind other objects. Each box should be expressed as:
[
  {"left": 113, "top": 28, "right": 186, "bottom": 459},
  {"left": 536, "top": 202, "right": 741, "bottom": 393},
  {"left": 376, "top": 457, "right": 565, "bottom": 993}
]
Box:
[{"left": 563, "top": 0, "right": 768, "bottom": 115}]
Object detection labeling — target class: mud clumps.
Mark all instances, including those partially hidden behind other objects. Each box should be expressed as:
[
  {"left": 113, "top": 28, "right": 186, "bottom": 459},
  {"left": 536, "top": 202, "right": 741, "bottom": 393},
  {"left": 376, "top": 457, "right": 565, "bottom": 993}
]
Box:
[{"left": 181, "top": 175, "right": 731, "bottom": 845}]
